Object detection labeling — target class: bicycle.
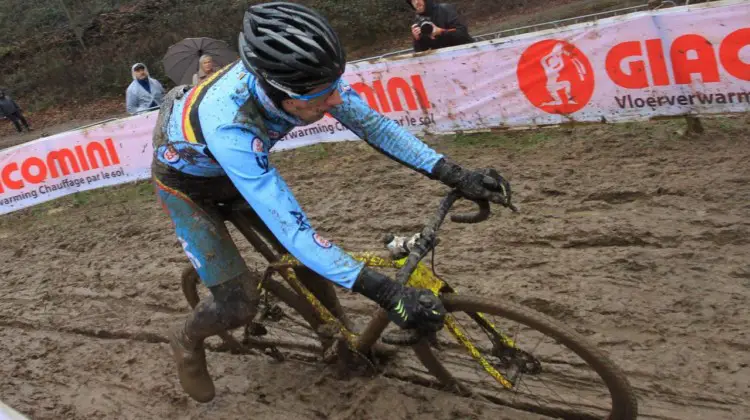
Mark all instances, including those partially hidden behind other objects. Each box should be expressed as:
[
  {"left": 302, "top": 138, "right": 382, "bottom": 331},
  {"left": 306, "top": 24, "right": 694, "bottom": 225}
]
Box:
[{"left": 181, "top": 190, "right": 638, "bottom": 420}]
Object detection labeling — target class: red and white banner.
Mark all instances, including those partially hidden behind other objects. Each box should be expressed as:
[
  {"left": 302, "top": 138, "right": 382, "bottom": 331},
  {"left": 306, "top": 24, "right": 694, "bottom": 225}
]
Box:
[
  {"left": 1, "top": 0, "right": 748, "bottom": 214},
  {"left": 0, "top": 113, "right": 156, "bottom": 213},
  {"left": 281, "top": 0, "right": 750, "bottom": 143}
]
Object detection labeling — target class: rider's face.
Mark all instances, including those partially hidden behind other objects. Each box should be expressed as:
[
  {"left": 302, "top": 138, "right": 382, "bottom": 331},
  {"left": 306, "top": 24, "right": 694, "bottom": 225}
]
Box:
[{"left": 281, "top": 82, "right": 343, "bottom": 124}]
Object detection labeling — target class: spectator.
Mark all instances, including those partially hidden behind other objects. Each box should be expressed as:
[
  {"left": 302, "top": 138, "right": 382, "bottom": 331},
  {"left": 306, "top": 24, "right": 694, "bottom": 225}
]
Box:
[
  {"left": 407, "top": 0, "right": 474, "bottom": 52},
  {"left": 126, "top": 62, "right": 165, "bottom": 115},
  {"left": 192, "top": 55, "right": 216, "bottom": 85},
  {"left": 0, "top": 89, "right": 31, "bottom": 133}
]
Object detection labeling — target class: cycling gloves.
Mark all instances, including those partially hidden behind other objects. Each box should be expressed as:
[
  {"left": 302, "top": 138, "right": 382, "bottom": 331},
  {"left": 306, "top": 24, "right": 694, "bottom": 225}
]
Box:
[
  {"left": 433, "top": 158, "right": 512, "bottom": 205},
  {"left": 353, "top": 266, "right": 446, "bottom": 332}
]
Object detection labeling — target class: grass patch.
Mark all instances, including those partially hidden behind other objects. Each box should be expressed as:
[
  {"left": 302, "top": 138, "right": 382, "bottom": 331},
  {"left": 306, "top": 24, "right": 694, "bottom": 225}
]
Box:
[
  {"left": 65, "top": 179, "right": 155, "bottom": 209},
  {"left": 279, "top": 142, "right": 333, "bottom": 162},
  {"left": 473, "top": 0, "right": 645, "bottom": 36},
  {"left": 1, "top": 179, "right": 154, "bottom": 225}
]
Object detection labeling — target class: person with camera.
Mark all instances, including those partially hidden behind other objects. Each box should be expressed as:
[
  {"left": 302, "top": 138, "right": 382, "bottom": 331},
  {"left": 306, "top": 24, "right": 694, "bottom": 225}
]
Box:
[{"left": 408, "top": 0, "right": 474, "bottom": 52}]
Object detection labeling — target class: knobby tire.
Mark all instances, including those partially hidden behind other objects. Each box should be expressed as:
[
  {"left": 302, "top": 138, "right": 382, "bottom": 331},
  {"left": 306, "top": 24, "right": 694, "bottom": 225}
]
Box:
[{"left": 427, "top": 293, "right": 638, "bottom": 420}]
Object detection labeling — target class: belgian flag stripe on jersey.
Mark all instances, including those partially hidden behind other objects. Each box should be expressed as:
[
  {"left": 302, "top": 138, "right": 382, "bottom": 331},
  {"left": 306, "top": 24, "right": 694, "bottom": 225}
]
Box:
[{"left": 180, "top": 61, "right": 237, "bottom": 144}]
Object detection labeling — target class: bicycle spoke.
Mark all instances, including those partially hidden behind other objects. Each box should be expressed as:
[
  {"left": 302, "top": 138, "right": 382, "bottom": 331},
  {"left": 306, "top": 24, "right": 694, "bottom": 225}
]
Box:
[
  {"left": 437, "top": 304, "right": 620, "bottom": 419},
  {"left": 520, "top": 379, "right": 555, "bottom": 410}
]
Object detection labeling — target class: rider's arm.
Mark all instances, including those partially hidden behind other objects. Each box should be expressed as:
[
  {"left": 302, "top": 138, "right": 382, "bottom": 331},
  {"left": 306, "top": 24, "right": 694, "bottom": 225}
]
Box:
[
  {"left": 329, "top": 83, "right": 444, "bottom": 176},
  {"left": 205, "top": 125, "right": 364, "bottom": 289}
]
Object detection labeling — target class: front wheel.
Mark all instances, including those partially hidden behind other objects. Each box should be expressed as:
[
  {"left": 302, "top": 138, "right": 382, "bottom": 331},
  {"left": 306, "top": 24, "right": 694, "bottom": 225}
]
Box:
[{"left": 416, "top": 293, "right": 637, "bottom": 420}]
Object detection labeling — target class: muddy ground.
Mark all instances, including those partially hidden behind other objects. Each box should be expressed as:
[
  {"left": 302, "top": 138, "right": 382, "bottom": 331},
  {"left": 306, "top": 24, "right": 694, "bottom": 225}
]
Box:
[{"left": 1, "top": 115, "right": 749, "bottom": 419}]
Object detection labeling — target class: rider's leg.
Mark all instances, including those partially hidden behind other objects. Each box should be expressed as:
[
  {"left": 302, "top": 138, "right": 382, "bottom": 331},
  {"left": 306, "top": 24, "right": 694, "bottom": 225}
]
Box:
[
  {"left": 155, "top": 177, "right": 259, "bottom": 403},
  {"left": 235, "top": 207, "right": 355, "bottom": 330},
  {"left": 172, "top": 273, "right": 259, "bottom": 401}
]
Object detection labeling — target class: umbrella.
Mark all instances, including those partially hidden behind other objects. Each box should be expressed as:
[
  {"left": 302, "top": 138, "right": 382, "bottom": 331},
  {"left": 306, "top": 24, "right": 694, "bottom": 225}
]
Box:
[{"left": 162, "top": 37, "right": 238, "bottom": 85}]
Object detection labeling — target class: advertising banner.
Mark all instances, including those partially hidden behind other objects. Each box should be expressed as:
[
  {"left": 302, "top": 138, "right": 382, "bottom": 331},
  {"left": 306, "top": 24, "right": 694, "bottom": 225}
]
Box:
[
  {"left": 0, "top": 113, "right": 156, "bottom": 213},
  {"left": 281, "top": 0, "right": 750, "bottom": 144}
]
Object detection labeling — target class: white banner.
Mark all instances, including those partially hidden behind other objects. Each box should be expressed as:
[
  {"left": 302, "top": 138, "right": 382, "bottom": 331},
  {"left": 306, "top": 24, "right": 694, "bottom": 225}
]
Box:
[
  {"left": 281, "top": 0, "right": 750, "bottom": 144},
  {"left": 0, "top": 112, "right": 156, "bottom": 213},
  {"left": 1, "top": 0, "right": 748, "bottom": 214}
]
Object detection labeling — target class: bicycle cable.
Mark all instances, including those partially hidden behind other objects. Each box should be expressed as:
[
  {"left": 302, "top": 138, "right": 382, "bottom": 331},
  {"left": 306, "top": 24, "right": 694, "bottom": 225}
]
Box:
[{"left": 430, "top": 243, "right": 439, "bottom": 279}]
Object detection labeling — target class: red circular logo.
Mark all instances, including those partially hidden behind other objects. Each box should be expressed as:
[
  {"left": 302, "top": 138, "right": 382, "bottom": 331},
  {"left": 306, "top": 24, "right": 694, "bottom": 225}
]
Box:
[
  {"left": 312, "top": 232, "right": 332, "bottom": 249},
  {"left": 252, "top": 138, "right": 264, "bottom": 153},
  {"left": 163, "top": 146, "right": 180, "bottom": 163},
  {"left": 517, "top": 40, "right": 595, "bottom": 114}
]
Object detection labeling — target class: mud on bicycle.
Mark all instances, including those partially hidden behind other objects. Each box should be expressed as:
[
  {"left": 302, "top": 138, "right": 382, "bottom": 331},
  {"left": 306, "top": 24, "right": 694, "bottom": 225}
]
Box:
[{"left": 181, "top": 190, "right": 639, "bottom": 420}]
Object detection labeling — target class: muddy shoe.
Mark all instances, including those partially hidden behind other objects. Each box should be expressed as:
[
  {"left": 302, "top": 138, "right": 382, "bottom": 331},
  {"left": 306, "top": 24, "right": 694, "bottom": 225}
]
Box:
[{"left": 170, "top": 330, "right": 215, "bottom": 403}]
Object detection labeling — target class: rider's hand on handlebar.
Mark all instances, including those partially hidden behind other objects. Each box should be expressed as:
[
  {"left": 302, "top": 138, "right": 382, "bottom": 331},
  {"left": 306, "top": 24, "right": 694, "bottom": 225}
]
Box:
[
  {"left": 433, "top": 159, "right": 512, "bottom": 206},
  {"left": 353, "top": 267, "right": 446, "bottom": 332}
]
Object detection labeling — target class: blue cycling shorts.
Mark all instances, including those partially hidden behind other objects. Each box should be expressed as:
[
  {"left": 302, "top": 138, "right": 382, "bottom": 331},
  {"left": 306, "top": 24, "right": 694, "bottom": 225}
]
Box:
[{"left": 154, "top": 176, "right": 248, "bottom": 288}]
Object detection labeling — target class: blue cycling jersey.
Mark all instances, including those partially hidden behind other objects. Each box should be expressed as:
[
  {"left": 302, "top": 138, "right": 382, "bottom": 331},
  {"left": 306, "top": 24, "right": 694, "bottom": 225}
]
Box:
[{"left": 155, "top": 61, "right": 443, "bottom": 289}]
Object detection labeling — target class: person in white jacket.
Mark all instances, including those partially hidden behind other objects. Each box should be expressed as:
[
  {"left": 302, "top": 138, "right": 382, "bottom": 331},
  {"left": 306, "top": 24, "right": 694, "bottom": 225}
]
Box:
[{"left": 125, "top": 63, "right": 165, "bottom": 115}]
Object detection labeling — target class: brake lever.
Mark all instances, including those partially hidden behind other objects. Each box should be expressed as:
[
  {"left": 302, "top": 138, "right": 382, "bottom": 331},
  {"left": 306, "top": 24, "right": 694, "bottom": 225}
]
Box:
[{"left": 395, "top": 228, "right": 435, "bottom": 284}]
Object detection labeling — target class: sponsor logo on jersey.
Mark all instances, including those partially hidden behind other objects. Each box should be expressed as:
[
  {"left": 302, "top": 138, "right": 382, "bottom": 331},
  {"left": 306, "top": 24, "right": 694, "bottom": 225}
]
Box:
[
  {"left": 163, "top": 146, "right": 180, "bottom": 163},
  {"left": 252, "top": 137, "right": 265, "bottom": 153},
  {"left": 290, "top": 211, "right": 311, "bottom": 231},
  {"left": 312, "top": 232, "right": 332, "bottom": 249}
]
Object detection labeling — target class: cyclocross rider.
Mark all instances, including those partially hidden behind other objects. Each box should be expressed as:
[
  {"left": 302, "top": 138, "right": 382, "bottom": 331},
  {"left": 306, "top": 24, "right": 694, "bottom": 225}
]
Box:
[{"left": 152, "top": 2, "right": 512, "bottom": 402}]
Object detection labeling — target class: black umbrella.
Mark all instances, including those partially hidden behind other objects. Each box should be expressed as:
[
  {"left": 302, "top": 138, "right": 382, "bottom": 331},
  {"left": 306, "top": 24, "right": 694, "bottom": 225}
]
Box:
[{"left": 162, "top": 37, "right": 238, "bottom": 85}]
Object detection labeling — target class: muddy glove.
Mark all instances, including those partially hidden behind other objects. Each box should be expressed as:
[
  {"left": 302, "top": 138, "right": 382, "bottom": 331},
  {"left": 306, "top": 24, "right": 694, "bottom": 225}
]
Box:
[
  {"left": 432, "top": 159, "right": 511, "bottom": 205},
  {"left": 353, "top": 267, "right": 445, "bottom": 332}
]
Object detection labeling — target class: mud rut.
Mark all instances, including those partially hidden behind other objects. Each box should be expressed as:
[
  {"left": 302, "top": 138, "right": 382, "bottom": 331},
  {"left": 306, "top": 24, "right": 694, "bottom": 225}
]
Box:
[{"left": 1, "top": 116, "right": 749, "bottom": 419}]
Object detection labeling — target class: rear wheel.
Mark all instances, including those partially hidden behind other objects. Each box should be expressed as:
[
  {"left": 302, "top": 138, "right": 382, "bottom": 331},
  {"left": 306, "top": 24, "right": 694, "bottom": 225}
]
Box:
[{"left": 414, "top": 293, "right": 637, "bottom": 420}]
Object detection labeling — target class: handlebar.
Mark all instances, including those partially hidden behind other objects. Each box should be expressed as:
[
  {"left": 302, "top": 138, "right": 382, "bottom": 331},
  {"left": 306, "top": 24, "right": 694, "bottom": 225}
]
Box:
[
  {"left": 224, "top": 188, "right": 517, "bottom": 286},
  {"left": 394, "top": 190, "right": 517, "bottom": 285}
]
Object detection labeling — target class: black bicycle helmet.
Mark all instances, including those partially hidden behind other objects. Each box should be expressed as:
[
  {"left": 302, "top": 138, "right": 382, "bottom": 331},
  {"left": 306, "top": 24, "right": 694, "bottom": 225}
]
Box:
[{"left": 238, "top": 2, "right": 346, "bottom": 95}]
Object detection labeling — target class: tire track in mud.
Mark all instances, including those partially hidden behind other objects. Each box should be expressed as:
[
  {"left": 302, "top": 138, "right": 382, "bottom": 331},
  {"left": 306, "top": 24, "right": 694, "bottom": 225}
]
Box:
[
  {"left": 3, "top": 290, "right": 745, "bottom": 420},
  {"left": 0, "top": 321, "right": 552, "bottom": 420},
  {"left": 2, "top": 285, "right": 747, "bottom": 420},
  {"left": 0, "top": 315, "right": 588, "bottom": 419},
  {"left": 4, "top": 316, "right": 742, "bottom": 420},
  {"left": 0, "top": 294, "right": 187, "bottom": 315},
  {"left": 0, "top": 285, "right": 620, "bottom": 420}
]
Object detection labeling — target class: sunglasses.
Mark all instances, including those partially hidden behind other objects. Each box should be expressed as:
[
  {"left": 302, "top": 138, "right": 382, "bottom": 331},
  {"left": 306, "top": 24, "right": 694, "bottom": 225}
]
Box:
[{"left": 267, "top": 77, "right": 342, "bottom": 102}]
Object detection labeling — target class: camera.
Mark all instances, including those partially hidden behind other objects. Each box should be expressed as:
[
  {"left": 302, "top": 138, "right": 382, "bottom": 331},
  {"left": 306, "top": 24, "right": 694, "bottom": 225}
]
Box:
[{"left": 415, "top": 16, "right": 433, "bottom": 38}]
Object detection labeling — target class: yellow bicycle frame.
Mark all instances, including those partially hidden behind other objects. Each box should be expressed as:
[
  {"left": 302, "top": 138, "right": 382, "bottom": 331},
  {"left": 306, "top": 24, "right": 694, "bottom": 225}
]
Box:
[{"left": 264, "top": 252, "right": 518, "bottom": 390}]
